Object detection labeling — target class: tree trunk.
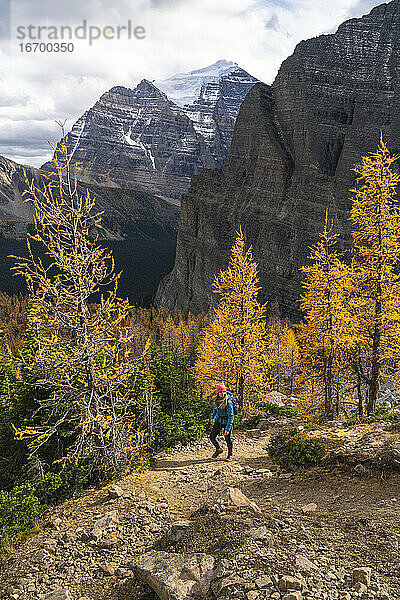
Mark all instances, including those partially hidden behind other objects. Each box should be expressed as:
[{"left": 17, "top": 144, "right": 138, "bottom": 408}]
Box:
[
  {"left": 324, "top": 355, "right": 334, "bottom": 420},
  {"left": 357, "top": 371, "right": 363, "bottom": 418},
  {"left": 238, "top": 374, "right": 244, "bottom": 412},
  {"left": 368, "top": 296, "right": 382, "bottom": 415}
]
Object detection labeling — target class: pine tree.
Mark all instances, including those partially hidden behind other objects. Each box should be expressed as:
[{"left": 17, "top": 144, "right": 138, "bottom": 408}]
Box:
[
  {"left": 195, "top": 229, "right": 270, "bottom": 410},
  {"left": 349, "top": 137, "right": 400, "bottom": 414}
]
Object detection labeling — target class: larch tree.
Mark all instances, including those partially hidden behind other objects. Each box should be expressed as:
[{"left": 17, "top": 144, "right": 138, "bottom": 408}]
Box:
[
  {"left": 195, "top": 228, "right": 270, "bottom": 411},
  {"left": 299, "top": 215, "right": 352, "bottom": 420},
  {"left": 349, "top": 137, "right": 400, "bottom": 414},
  {"left": 11, "top": 123, "right": 146, "bottom": 478}
]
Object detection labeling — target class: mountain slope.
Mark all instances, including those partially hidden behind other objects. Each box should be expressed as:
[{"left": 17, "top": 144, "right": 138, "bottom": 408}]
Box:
[
  {"left": 0, "top": 154, "right": 178, "bottom": 303},
  {"left": 43, "top": 62, "right": 258, "bottom": 204},
  {"left": 156, "top": 0, "right": 400, "bottom": 317}
]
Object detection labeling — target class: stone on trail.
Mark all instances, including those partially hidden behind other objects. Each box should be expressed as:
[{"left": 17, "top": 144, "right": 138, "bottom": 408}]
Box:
[
  {"left": 98, "top": 562, "right": 115, "bottom": 576},
  {"left": 91, "top": 510, "right": 120, "bottom": 544},
  {"left": 353, "top": 582, "right": 368, "bottom": 593},
  {"left": 352, "top": 567, "right": 372, "bottom": 586},
  {"left": 246, "top": 429, "right": 261, "bottom": 438},
  {"left": 41, "top": 591, "right": 71, "bottom": 600},
  {"left": 255, "top": 577, "right": 273, "bottom": 589},
  {"left": 132, "top": 550, "right": 217, "bottom": 600},
  {"left": 167, "top": 520, "right": 192, "bottom": 543},
  {"left": 218, "top": 487, "right": 262, "bottom": 514},
  {"left": 295, "top": 555, "right": 319, "bottom": 572},
  {"left": 278, "top": 576, "right": 304, "bottom": 592},
  {"left": 282, "top": 593, "right": 302, "bottom": 600},
  {"left": 107, "top": 484, "right": 124, "bottom": 499},
  {"left": 301, "top": 503, "right": 317, "bottom": 513},
  {"left": 211, "top": 574, "right": 246, "bottom": 597},
  {"left": 247, "top": 526, "right": 274, "bottom": 545}
]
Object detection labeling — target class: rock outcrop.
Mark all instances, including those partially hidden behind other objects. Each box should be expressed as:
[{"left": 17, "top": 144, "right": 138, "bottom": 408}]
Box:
[
  {"left": 132, "top": 551, "right": 217, "bottom": 600},
  {"left": 43, "top": 62, "right": 258, "bottom": 204},
  {"left": 156, "top": 0, "right": 400, "bottom": 317}
]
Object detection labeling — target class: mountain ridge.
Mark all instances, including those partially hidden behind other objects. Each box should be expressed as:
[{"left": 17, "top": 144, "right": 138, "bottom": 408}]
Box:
[
  {"left": 43, "top": 61, "right": 259, "bottom": 204},
  {"left": 156, "top": 0, "right": 400, "bottom": 317}
]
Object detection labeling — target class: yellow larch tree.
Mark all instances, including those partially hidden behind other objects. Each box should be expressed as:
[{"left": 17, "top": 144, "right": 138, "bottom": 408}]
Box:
[
  {"left": 265, "top": 315, "right": 299, "bottom": 395},
  {"left": 195, "top": 228, "right": 270, "bottom": 411},
  {"left": 298, "top": 215, "right": 353, "bottom": 420},
  {"left": 10, "top": 123, "right": 146, "bottom": 477},
  {"left": 348, "top": 137, "right": 400, "bottom": 414}
]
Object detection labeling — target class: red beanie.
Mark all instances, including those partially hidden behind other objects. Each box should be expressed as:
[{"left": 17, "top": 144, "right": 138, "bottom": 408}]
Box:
[{"left": 216, "top": 383, "right": 227, "bottom": 393}]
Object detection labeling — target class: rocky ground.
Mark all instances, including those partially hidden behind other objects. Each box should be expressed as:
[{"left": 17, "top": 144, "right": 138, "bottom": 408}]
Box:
[{"left": 1, "top": 420, "right": 400, "bottom": 600}]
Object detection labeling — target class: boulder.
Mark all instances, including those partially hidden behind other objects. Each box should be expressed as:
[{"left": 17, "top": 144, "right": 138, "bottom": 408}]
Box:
[
  {"left": 41, "top": 591, "right": 71, "bottom": 600},
  {"left": 218, "top": 487, "right": 262, "bottom": 514},
  {"left": 352, "top": 567, "right": 372, "bottom": 587},
  {"left": 266, "top": 391, "right": 287, "bottom": 406},
  {"left": 132, "top": 551, "right": 217, "bottom": 600}
]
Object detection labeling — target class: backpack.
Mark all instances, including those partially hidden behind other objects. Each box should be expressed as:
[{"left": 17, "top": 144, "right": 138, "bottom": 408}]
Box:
[{"left": 227, "top": 391, "right": 238, "bottom": 415}]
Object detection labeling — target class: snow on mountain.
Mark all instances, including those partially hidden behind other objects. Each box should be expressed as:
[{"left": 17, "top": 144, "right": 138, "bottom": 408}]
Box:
[
  {"left": 156, "top": 59, "right": 240, "bottom": 107},
  {"left": 44, "top": 61, "right": 259, "bottom": 204}
]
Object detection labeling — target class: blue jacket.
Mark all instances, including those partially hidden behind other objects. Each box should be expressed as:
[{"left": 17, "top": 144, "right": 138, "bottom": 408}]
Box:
[{"left": 211, "top": 391, "right": 235, "bottom": 432}]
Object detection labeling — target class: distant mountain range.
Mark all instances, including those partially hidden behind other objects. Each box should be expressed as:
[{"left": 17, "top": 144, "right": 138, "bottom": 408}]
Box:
[
  {"left": 0, "top": 60, "right": 257, "bottom": 302},
  {"left": 43, "top": 60, "right": 258, "bottom": 204}
]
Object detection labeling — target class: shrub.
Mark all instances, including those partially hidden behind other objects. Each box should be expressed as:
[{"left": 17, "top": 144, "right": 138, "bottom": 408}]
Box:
[
  {"left": 0, "top": 483, "right": 42, "bottom": 543},
  {"left": 268, "top": 427, "right": 326, "bottom": 469},
  {"left": 34, "top": 465, "right": 89, "bottom": 504},
  {"left": 254, "top": 397, "right": 298, "bottom": 418},
  {"left": 155, "top": 410, "right": 207, "bottom": 449},
  {"left": 344, "top": 406, "right": 400, "bottom": 428}
]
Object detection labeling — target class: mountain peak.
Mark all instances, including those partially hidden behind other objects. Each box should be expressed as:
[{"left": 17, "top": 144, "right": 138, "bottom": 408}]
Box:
[
  {"left": 108, "top": 80, "right": 168, "bottom": 102},
  {"left": 135, "top": 79, "right": 168, "bottom": 100},
  {"left": 156, "top": 59, "right": 244, "bottom": 106}
]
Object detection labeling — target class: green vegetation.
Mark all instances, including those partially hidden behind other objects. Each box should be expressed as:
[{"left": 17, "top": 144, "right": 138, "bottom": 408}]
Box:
[
  {"left": 268, "top": 427, "right": 326, "bottom": 469},
  {"left": 0, "top": 483, "right": 42, "bottom": 541},
  {"left": 343, "top": 405, "right": 400, "bottom": 428}
]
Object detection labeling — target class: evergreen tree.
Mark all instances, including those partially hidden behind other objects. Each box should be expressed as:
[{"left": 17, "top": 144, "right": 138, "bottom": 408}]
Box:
[{"left": 10, "top": 124, "right": 146, "bottom": 478}]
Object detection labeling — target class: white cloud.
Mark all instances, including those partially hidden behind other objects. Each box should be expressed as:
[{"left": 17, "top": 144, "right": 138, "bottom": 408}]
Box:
[{"left": 0, "top": 0, "right": 389, "bottom": 167}]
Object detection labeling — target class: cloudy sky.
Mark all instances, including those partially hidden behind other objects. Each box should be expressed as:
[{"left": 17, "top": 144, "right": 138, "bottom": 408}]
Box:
[{"left": 0, "top": 0, "right": 387, "bottom": 167}]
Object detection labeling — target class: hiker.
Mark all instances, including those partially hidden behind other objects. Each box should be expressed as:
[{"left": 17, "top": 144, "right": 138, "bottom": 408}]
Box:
[{"left": 210, "top": 382, "right": 234, "bottom": 461}]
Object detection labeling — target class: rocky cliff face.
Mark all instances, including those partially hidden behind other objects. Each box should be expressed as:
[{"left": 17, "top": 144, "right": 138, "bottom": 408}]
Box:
[
  {"left": 156, "top": 0, "right": 400, "bottom": 317},
  {"left": 44, "top": 62, "right": 258, "bottom": 204}
]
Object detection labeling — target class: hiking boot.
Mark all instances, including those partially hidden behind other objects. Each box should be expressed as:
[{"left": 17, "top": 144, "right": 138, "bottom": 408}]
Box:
[
  {"left": 226, "top": 453, "right": 233, "bottom": 461},
  {"left": 212, "top": 448, "right": 223, "bottom": 459}
]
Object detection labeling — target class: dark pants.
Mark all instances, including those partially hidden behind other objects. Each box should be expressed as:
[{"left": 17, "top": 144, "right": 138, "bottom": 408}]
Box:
[{"left": 210, "top": 420, "right": 233, "bottom": 454}]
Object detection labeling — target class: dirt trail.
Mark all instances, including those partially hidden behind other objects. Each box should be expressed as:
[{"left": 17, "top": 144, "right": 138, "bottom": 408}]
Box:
[
  {"left": 135, "top": 433, "right": 271, "bottom": 517},
  {"left": 2, "top": 428, "right": 400, "bottom": 599}
]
